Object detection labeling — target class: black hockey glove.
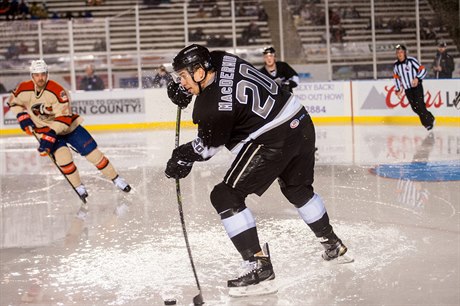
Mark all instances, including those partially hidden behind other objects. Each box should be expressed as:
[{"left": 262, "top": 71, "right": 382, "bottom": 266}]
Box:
[
  {"left": 38, "top": 129, "right": 57, "bottom": 156},
  {"left": 281, "top": 80, "right": 297, "bottom": 92},
  {"left": 16, "top": 112, "right": 36, "bottom": 135},
  {"left": 167, "top": 81, "right": 192, "bottom": 109},
  {"left": 165, "top": 156, "right": 194, "bottom": 179},
  {"left": 165, "top": 144, "right": 195, "bottom": 179}
]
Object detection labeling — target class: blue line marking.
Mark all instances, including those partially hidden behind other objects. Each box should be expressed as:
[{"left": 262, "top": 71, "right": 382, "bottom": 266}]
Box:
[{"left": 370, "top": 161, "right": 460, "bottom": 182}]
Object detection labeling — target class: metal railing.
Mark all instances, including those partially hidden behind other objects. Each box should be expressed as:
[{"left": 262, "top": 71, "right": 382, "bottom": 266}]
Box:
[{"left": 0, "top": 0, "right": 457, "bottom": 92}]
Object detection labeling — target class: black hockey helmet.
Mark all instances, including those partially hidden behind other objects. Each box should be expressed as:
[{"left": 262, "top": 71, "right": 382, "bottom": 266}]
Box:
[
  {"left": 395, "top": 44, "right": 407, "bottom": 51},
  {"left": 172, "top": 44, "right": 213, "bottom": 73},
  {"left": 263, "top": 46, "right": 276, "bottom": 54}
]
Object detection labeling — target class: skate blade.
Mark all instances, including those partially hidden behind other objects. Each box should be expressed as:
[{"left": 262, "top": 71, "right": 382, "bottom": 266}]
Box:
[
  {"left": 325, "top": 254, "right": 354, "bottom": 264},
  {"left": 228, "top": 280, "right": 278, "bottom": 298}
]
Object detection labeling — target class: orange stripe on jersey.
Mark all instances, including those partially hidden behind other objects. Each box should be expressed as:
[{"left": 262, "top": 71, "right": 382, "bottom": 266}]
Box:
[
  {"left": 60, "top": 162, "right": 77, "bottom": 175},
  {"left": 12, "top": 80, "right": 34, "bottom": 97},
  {"left": 393, "top": 74, "right": 400, "bottom": 79},
  {"left": 55, "top": 114, "right": 80, "bottom": 126},
  {"left": 418, "top": 65, "right": 425, "bottom": 72},
  {"left": 35, "top": 127, "right": 51, "bottom": 134},
  {"left": 96, "top": 156, "right": 109, "bottom": 170},
  {"left": 46, "top": 80, "right": 69, "bottom": 103}
]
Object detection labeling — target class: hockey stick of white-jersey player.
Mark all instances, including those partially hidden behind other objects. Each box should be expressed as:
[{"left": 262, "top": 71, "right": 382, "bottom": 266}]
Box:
[
  {"left": 174, "top": 106, "right": 205, "bottom": 306},
  {"left": 32, "top": 131, "right": 87, "bottom": 204}
]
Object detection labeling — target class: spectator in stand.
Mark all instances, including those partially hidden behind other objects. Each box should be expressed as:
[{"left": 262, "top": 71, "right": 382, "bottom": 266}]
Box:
[
  {"left": 331, "top": 24, "right": 346, "bottom": 43},
  {"left": 51, "top": 11, "right": 60, "bottom": 19},
  {"left": 152, "top": 65, "right": 172, "bottom": 88},
  {"left": 350, "top": 7, "right": 360, "bottom": 18},
  {"left": 217, "top": 34, "right": 230, "bottom": 47},
  {"left": 189, "top": 27, "right": 206, "bottom": 42},
  {"left": 87, "top": 0, "right": 103, "bottom": 6},
  {"left": 329, "top": 8, "right": 341, "bottom": 26},
  {"left": 236, "top": 4, "right": 246, "bottom": 17},
  {"left": 18, "top": 0, "right": 29, "bottom": 19},
  {"left": 432, "top": 41, "right": 455, "bottom": 79},
  {"left": 80, "top": 64, "right": 105, "bottom": 91},
  {"left": 388, "top": 16, "right": 405, "bottom": 34},
  {"left": 65, "top": 11, "right": 73, "bottom": 19},
  {"left": 7, "top": 0, "right": 19, "bottom": 20},
  {"left": 0, "top": 0, "right": 11, "bottom": 19},
  {"left": 210, "top": 4, "right": 221, "bottom": 17},
  {"left": 19, "top": 41, "right": 28, "bottom": 54},
  {"left": 5, "top": 42, "right": 20, "bottom": 60},
  {"left": 299, "top": 4, "right": 311, "bottom": 22},
  {"left": 43, "top": 39, "right": 58, "bottom": 53},
  {"left": 241, "top": 21, "right": 261, "bottom": 45},
  {"left": 207, "top": 34, "right": 220, "bottom": 47},
  {"left": 93, "top": 38, "right": 106, "bottom": 51},
  {"left": 84, "top": 10, "right": 93, "bottom": 18},
  {"left": 196, "top": 5, "right": 206, "bottom": 18},
  {"left": 420, "top": 21, "right": 438, "bottom": 40},
  {"left": 29, "top": 1, "right": 47, "bottom": 19},
  {"left": 310, "top": 3, "right": 324, "bottom": 25},
  {"left": 256, "top": 4, "right": 268, "bottom": 21}
]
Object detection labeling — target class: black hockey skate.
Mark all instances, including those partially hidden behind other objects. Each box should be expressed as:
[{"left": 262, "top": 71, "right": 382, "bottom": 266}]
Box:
[
  {"left": 228, "top": 243, "right": 277, "bottom": 297},
  {"left": 320, "top": 232, "right": 354, "bottom": 264}
]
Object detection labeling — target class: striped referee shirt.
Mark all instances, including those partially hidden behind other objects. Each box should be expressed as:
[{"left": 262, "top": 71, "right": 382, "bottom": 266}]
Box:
[{"left": 393, "top": 56, "right": 427, "bottom": 91}]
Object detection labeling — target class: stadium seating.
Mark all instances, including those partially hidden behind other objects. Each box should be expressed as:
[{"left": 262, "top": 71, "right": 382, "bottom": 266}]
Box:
[{"left": 289, "top": 0, "right": 459, "bottom": 67}]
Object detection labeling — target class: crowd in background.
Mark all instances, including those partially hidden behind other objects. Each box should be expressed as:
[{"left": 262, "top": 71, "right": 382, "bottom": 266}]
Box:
[{"left": 0, "top": 0, "right": 98, "bottom": 21}]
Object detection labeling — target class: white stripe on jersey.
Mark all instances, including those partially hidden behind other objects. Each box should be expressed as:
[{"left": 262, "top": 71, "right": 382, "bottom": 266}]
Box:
[
  {"left": 230, "top": 95, "right": 303, "bottom": 154},
  {"left": 393, "top": 56, "right": 427, "bottom": 91}
]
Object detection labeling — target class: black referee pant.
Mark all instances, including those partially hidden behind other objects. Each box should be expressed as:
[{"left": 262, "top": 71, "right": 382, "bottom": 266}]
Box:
[{"left": 404, "top": 83, "right": 435, "bottom": 128}]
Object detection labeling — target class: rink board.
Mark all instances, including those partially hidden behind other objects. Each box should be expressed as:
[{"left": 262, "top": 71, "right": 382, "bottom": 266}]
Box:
[{"left": 1, "top": 79, "right": 458, "bottom": 135}]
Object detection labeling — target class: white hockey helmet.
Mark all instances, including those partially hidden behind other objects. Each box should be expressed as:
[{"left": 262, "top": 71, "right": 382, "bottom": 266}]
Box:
[{"left": 30, "top": 59, "right": 48, "bottom": 74}]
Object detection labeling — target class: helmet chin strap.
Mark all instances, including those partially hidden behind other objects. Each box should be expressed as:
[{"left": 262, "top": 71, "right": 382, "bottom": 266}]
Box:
[{"left": 188, "top": 66, "right": 207, "bottom": 95}]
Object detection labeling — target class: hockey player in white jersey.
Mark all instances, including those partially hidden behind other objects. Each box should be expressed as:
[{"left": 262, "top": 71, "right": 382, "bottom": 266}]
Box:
[{"left": 8, "top": 60, "right": 131, "bottom": 201}]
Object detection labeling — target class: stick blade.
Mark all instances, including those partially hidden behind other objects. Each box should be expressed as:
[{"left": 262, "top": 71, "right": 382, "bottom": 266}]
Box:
[{"left": 193, "top": 292, "right": 204, "bottom": 305}]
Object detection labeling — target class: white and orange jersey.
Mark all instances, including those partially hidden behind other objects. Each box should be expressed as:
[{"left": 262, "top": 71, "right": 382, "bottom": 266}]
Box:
[{"left": 8, "top": 79, "right": 83, "bottom": 135}]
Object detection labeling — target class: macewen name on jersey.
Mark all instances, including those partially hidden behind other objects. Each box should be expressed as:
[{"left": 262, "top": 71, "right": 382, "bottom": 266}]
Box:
[{"left": 191, "top": 51, "right": 304, "bottom": 159}]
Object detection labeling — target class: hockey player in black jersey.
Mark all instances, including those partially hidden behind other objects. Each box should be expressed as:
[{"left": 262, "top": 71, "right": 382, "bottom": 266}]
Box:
[
  {"left": 165, "top": 44, "right": 350, "bottom": 296},
  {"left": 259, "top": 46, "right": 299, "bottom": 93}
]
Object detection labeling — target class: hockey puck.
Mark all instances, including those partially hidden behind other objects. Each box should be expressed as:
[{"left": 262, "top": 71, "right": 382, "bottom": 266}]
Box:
[{"left": 164, "top": 298, "right": 177, "bottom": 305}]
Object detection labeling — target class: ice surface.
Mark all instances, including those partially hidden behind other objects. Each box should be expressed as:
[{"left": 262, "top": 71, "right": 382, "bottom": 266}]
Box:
[{"left": 1, "top": 125, "right": 459, "bottom": 305}]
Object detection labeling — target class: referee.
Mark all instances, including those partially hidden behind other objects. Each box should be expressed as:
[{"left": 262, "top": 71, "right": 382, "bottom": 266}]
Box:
[{"left": 393, "top": 44, "right": 435, "bottom": 130}]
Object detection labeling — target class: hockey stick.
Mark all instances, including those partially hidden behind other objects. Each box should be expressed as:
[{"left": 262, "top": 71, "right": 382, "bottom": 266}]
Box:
[
  {"left": 32, "top": 131, "right": 87, "bottom": 204},
  {"left": 174, "top": 106, "right": 204, "bottom": 305}
]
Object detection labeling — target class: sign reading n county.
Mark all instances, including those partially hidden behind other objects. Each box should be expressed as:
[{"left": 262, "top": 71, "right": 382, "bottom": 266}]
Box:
[
  {"left": 354, "top": 79, "right": 460, "bottom": 117},
  {"left": 293, "top": 81, "right": 350, "bottom": 117},
  {"left": 70, "top": 89, "right": 145, "bottom": 125}
]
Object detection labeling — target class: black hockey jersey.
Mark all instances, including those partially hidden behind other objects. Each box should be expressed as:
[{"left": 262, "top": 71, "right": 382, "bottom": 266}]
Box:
[
  {"left": 192, "top": 51, "right": 304, "bottom": 156},
  {"left": 259, "top": 61, "right": 299, "bottom": 91}
]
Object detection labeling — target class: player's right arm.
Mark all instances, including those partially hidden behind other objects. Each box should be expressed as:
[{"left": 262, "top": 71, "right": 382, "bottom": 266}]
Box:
[{"left": 8, "top": 81, "right": 36, "bottom": 135}]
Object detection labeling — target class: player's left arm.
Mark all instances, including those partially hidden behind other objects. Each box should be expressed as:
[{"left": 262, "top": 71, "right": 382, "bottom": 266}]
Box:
[
  {"left": 412, "top": 58, "right": 427, "bottom": 81},
  {"left": 285, "top": 63, "right": 300, "bottom": 89}
]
